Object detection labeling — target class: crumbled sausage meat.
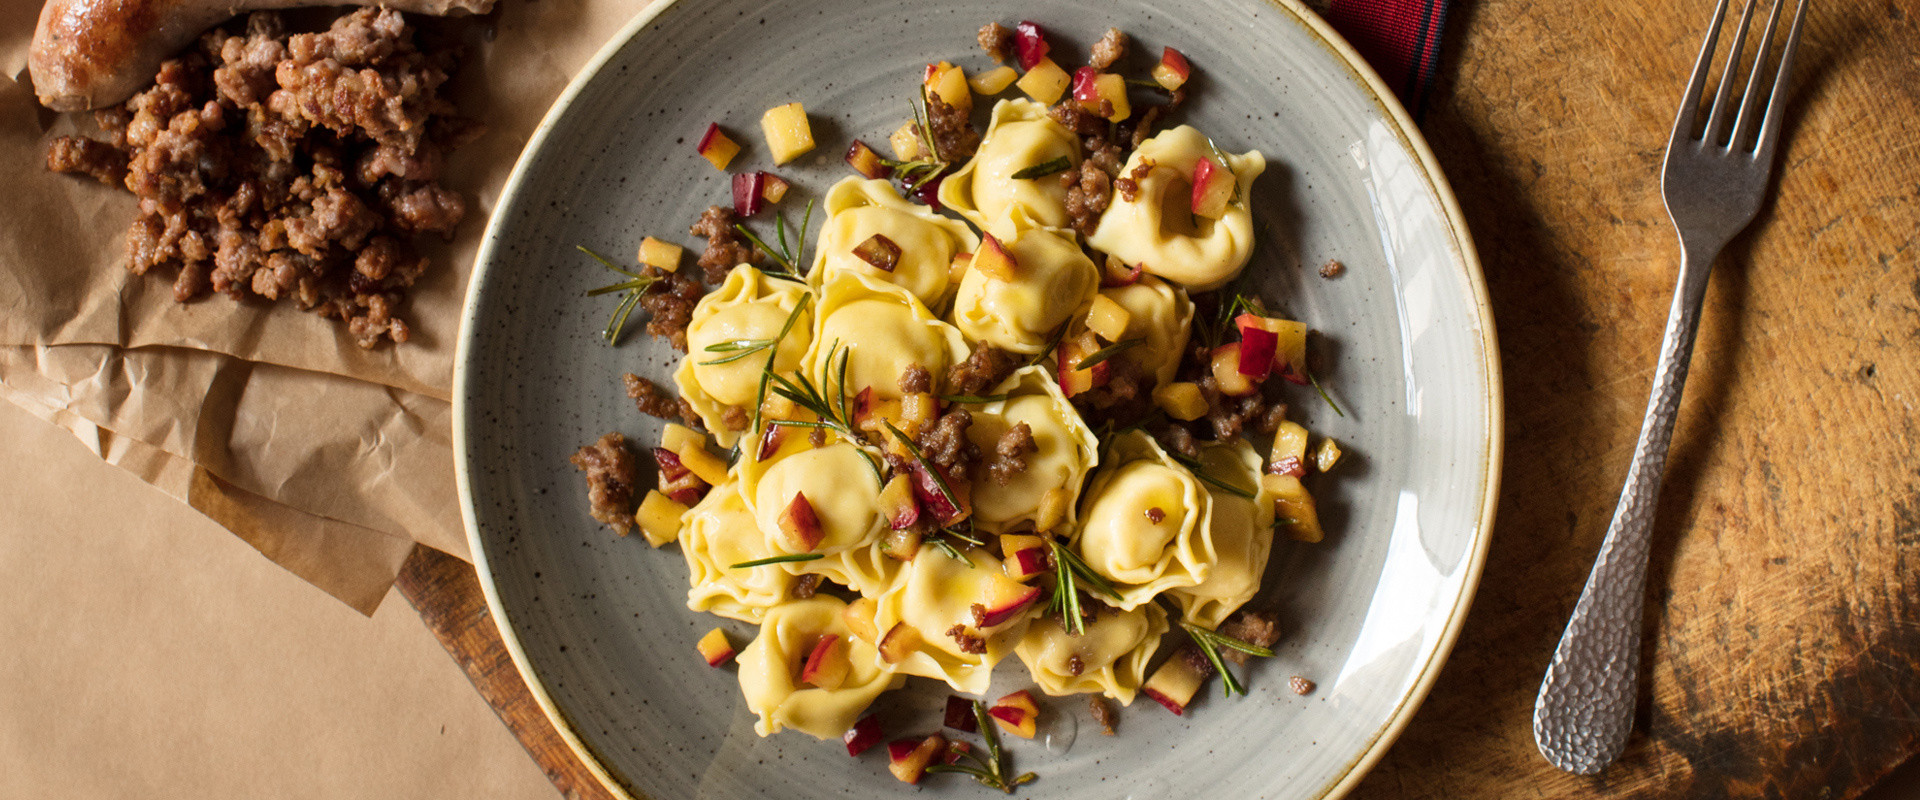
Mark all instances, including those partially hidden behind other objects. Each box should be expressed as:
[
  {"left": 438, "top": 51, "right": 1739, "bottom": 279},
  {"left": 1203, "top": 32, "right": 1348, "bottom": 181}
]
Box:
[
  {"left": 898, "top": 363, "right": 933, "bottom": 395},
  {"left": 1088, "top": 28, "right": 1128, "bottom": 70},
  {"left": 791, "top": 573, "right": 822, "bottom": 600},
  {"left": 688, "top": 204, "right": 755, "bottom": 284},
  {"left": 1089, "top": 695, "right": 1117, "bottom": 735},
  {"left": 978, "top": 22, "right": 1013, "bottom": 63},
  {"left": 637, "top": 265, "right": 705, "bottom": 351},
  {"left": 945, "top": 345, "right": 1019, "bottom": 397},
  {"left": 924, "top": 93, "right": 980, "bottom": 161},
  {"left": 984, "top": 422, "right": 1035, "bottom": 486},
  {"left": 947, "top": 624, "right": 987, "bottom": 655},
  {"left": 570, "top": 432, "right": 638, "bottom": 534},
  {"left": 916, "top": 408, "right": 979, "bottom": 476},
  {"left": 625, "top": 373, "right": 702, "bottom": 428},
  {"left": 1220, "top": 611, "right": 1281, "bottom": 665},
  {"left": 1319, "top": 259, "right": 1346, "bottom": 278}
]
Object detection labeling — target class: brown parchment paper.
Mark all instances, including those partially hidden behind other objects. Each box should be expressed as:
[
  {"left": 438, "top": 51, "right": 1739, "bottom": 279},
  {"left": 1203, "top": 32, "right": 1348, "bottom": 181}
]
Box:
[{"left": 0, "top": 0, "right": 656, "bottom": 612}]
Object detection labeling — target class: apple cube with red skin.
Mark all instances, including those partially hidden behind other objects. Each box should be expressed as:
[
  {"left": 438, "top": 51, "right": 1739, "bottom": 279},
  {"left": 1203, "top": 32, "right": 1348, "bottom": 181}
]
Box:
[
  {"left": 1013, "top": 21, "right": 1051, "bottom": 69},
  {"left": 755, "top": 423, "right": 789, "bottom": 463},
  {"left": 843, "top": 714, "right": 884, "bottom": 756},
  {"left": 887, "top": 735, "right": 946, "bottom": 784},
  {"left": 1142, "top": 651, "right": 1211, "bottom": 715},
  {"left": 760, "top": 173, "right": 791, "bottom": 204},
  {"left": 943, "top": 695, "right": 979, "bottom": 732},
  {"left": 1058, "top": 332, "right": 1113, "bottom": 398},
  {"left": 943, "top": 740, "right": 974, "bottom": 765},
  {"left": 1237, "top": 324, "right": 1278, "bottom": 380},
  {"left": 1191, "top": 156, "right": 1235, "bottom": 219},
  {"left": 907, "top": 464, "right": 971, "bottom": 527},
  {"left": 696, "top": 123, "right": 740, "bottom": 170},
  {"left": 852, "top": 233, "right": 903, "bottom": 273},
  {"left": 877, "top": 622, "right": 921, "bottom": 664},
  {"left": 877, "top": 474, "right": 921, "bottom": 530},
  {"left": 842, "top": 597, "right": 880, "bottom": 642},
  {"left": 1071, "top": 66, "right": 1102, "bottom": 104},
  {"left": 1101, "top": 256, "right": 1143, "bottom": 287},
  {"left": 971, "top": 232, "right": 1018, "bottom": 281},
  {"left": 1235, "top": 313, "right": 1309, "bottom": 384},
  {"left": 845, "top": 139, "right": 892, "bottom": 180},
  {"left": 1264, "top": 472, "right": 1326, "bottom": 543},
  {"left": 977, "top": 576, "right": 1041, "bottom": 628},
  {"left": 999, "top": 533, "right": 1052, "bottom": 580},
  {"left": 777, "top": 492, "right": 825, "bottom": 552},
  {"left": 1210, "top": 343, "right": 1258, "bottom": 397},
  {"left": 880, "top": 527, "right": 923, "bottom": 561},
  {"left": 696, "top": 628, "right": 734, "bottom": 667},
  {"left": 988, "top": 690, "right": 1040, "bottom": 739},
  {"left": 731, "top": 171, "right": 766, "bottom": 217},
  {"left": 652, "top": 448, "right": 709, "bottom": 506},
  {"left": 1153, "top": 47, "right": 1193, "bottom": 91},
  {"left": 799, "top": 633, "right": 850, "bottom": 690},
  {"left": 1070, "top": 67, "right": 1132, "bottom": 121}
]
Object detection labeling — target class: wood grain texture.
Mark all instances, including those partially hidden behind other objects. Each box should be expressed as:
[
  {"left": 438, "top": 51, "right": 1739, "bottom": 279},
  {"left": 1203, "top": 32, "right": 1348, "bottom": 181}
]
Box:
[{"left": 399, "top": 0, "right": 1920, "bottom": 797}]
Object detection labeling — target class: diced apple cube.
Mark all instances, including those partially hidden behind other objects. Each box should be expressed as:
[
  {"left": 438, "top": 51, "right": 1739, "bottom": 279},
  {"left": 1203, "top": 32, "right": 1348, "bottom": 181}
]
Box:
[
  {"left": 760, "top": 102, "right": 815, "bottom": 165},
  {"left": 1013, "top": 20, "right": 1051, "bottom": 70},
  {"left": 988, "top": 690, "right": 1040, "bottom": 739},
  {"left": 1152, "top": 46, "right": 1193, "bottom": 92},
  {"left": 777, "top": 492, "right": 825, "bottom": 551},
  {"left": 661, "top": 423, "right": 705, "bottom": 456},
  {"left": 1015, "top": 56, "right": 1071, "bottom": 105},
  {"left": 977, "top": 576, "right": 1041, "bottom": 628},
  {"left": 1238, "top": 325, "right": 1278, "bottom": 380},
  {"left": 1085, "top": 294, "right": 1132, "bottom": 342},
  {"left": 1058, "top": 331, "right": 1112, "bottom": 398},
  {"left": 972, "top": 232, "right": 1018, "bottom": 281},
  {"left": 877, "top": 622, "right": 921, "bottom": 664},
  {"left": 968, "top": 65, "right": 1018, "bottom": 95},
  {"left": 900, "top": 392, "right": 938, "bottom": 431},
  {"left": 696, "top": 628, "right": 735, "bottom": 667},
  {"left": 799, "top": 633, "right": 850, "bottom": 690},
  {"left": 947, "top": 252, "right": 973, "bottom": 286},
  {"left": 1142, "top": 651, "right": 1210, "bottom": 714},
  {"left": 880, "top": 527, "right": 923, "bottom": 561},
  {"left": 1153, "top": 381, "right": 1209, "bottom": 421},
  {"left": 1263, "top": 472, "right": 1326, "bottom": 542},
  {"left": 1269, "top": 420, "right": 1309, "bottom": 466},
  {"left": 886, "top": 734, "right": 945, "bottom": 784},
  {"left": 1235, "top": 313, "right": 1309, "bottom": 384},
  {"left": 761, "top": 173, "right": 791, "bottom": 204},
  {"left": 696, "top": 123, "right": 740, "bottom": 170},
  {"left": 1191, "top": 156, "right": 1235, "bottom": 219},
  {"left": 1071, "top": 69, "right": 1131, "bottom": 122},
  {"left": 1000, "top": 533, "right": 1051, "bottom": 580},
  {"left": 636, "top": 237, "right": 683, "bottom": 272},
  {"left": 1035, "top": 487, "right": 1071, "bottom": 533},
  {"left": 943, "top": 695, "right": 979, "bottom": 732},
  {"left": 852, "top": 233, "right": 902, "bottom": 272},
  {"left": 1101, "top": 255, "right": 1143, "bottom": 287},
  {"left": 677, "top": 444, "right": 730, "bottom": 487},
  {"left": 889, "top": 122, "right": 924, "bottom": 161},
  {"left": 846, "top": 139, "right": 892, "bottom": 180},
  {"left": 843, "top": 596, "right": 880, "bottom": 642},
  {"left": 1210, "top": 343, "right": 1257, "bottom": 397},
  {"left": 843, "top": 714, "right": 884, "bottom": 756},
  {"left": 1314, "top": 437, "right": 1344, "bottom": 473},
  {"left": 731, "top": 171, "right": 766, "bottom": 217},
  {"left": 923, "top": 61, "right": 972, "bottom": 114},
  {"left": 877, "top": 474, "right": 921, "bottom": 530},
  {"left": 634, "top": 490, "right": 689, "bottom": 547}
]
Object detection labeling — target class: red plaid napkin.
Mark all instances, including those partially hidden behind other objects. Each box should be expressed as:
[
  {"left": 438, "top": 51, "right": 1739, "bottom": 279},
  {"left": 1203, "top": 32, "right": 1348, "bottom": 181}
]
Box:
[{"left": 1326, "top": 0, "right": 1452, "bottom": 119}]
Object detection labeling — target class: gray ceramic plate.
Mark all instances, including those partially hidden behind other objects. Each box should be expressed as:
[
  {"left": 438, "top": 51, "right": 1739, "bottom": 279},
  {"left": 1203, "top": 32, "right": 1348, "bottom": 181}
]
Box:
[{"left": 455, "top": 0, "right": 1501, "bottom": 797}]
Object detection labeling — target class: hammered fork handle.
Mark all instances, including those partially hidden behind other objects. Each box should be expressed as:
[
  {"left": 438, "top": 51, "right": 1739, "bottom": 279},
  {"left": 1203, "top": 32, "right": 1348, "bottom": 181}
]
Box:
[{"left": 1532, "top": 237, "right": 1721, "bottom": 774}]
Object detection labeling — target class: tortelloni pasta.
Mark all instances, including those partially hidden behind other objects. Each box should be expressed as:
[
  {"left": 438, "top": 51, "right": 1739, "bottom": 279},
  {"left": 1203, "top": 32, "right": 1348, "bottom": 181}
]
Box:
[
  {"left": 805, "top": 273, "right": 969, "bottom": 400},
  {"left": 1070, "top": 431, "right": 1217, "bottom": 609},
  {"left": 1166, "top": 440, "right": 1275, "bottom": 629},
  {"left": 1087, "top": 125, "right": 1266, "bottom": 291},
  {"left": 748, "top": 440, "right": 886, "bottom": 559},
  {"left": 964, "top": 366, "right": 1099, "bottom": 533},
  {"left": 738, "top": 596, "right": 904, "bottom": 739},
  {"left": 1014, "top": 603, "right": 1168, "bottom": 705},
  {"left": 871, "top": 547, "right": 1041, "bottom": 695},
  {"left": 674, "top": 266, "right": 813, "bottom": 448},
  {"left": 678, "top": 481, "right": 795, "bottom": 623},
  {"left": 938, "top": 99, "right": 1081, "bottom": 238},
  {"left": 951, "top": 217, "right": 1099, "bottom": 354},
  {"left": 1083, "top": 275, "right": 1194, "bottom": 389},
  {"left": 809, "top": 178, "right": 978, "bottom": 311}
]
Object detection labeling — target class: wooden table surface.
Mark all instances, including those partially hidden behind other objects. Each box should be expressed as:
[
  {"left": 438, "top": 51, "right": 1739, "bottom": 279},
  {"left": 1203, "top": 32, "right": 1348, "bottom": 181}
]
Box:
[{"left": 396, "top": 0, "right": 1920, "bottom": 796}]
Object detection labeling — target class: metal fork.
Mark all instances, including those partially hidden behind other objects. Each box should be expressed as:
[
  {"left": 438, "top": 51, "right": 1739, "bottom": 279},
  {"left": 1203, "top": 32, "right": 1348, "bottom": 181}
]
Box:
[{"left": 1532, "top": 0, "right": 1809, "bottom": 775}]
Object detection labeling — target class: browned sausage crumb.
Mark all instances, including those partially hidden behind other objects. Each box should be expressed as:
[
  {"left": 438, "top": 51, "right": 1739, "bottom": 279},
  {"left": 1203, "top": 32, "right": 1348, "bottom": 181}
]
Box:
[
  {"left": 1114, "top": 160, "right": 1153, "bottom": 203},
  {"left": 1088, "top": 27, "right": 1128, "bottom": 70},
  {"left": 47, "top": 9, "right": 476, "bottom": 348},
  {"left": 945, "top": 345, "right": 1019, "bottom": 397},
  {"left": 898, "top": 363, "right": 932, "bottom": 395},
  {"left": 1060, "top": 155, "right": 1115, "bottom": 237},
  {"left": 1156, "top": 424, "right": 1200, "bottom": 460},
  {"left": 1220, "top": 611, "right": 1281, "bottom": 665},
  {"left": 978, "top": 22, "right": 1013, "bottom": 63},
  {"left": 1145, "top": 507, "right": 1165, "bottom": 524},
  {"left": 570, "top": 432, "right": 638, "bottom": 534},
  {"left": 924, "top": 93, "right": 980, "bottom": 161},
  {"left": 1290, "top": 676, "right": 1316, "bottom": 695},
  {"left": 1319, "top": 258, "right": 1345, "bottom": 278},
  {"left": 688, "top": 205, "right": 756, "bottom": 285},
  {"left": 1089, "top": 695, "right": 1117, "bottom": 735},
  {"left": 1066, "top": 653, "right": 1086, "bottom": 676},
  {"left": 625, "top": 374, "right": 702, "bottom": 428},
  {"left": 984, "top": 422, "right": 1036, "bottom": 486},
  {"left": 721, "top": 405, "right": 749, "bottom": 433},
  {"left": 638, "top": 265, "right": 705, "bottom": 351},
  {"left": 791, "top": 573, "right": 822, "bottom": 600},
  {"left": 916, "top": 408, "right": 979, "bottom": 476},
  {"left": 946, "top": 624, "right": 987, "bottom": 655}
]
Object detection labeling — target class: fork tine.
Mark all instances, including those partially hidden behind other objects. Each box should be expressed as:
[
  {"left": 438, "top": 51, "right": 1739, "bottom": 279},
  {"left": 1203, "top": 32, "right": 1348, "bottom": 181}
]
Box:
[
  {"left": 1753, "top": 0, "right": 1809, "bottom": 159},
  {"left": 1730, "top": 0, "right": 1787, "bottom": 151},
  {"left": 1703, "top": 0, "right": 1762, "bottom": 146},
  {"left": 1673, "top": 0, "right": 1731, "bottom": 143}
]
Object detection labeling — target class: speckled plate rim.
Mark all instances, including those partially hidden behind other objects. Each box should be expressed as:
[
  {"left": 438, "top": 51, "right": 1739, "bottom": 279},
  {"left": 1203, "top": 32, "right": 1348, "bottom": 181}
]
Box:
[{"left": 451, "top": 1, "right": 1504, "bottom": 798}]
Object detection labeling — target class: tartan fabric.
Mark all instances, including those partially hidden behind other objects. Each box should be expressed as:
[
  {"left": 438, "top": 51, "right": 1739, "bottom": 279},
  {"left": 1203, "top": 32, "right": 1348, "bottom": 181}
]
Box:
[{"left": 1326, "top": 0, "right": 1453, "bottom": 119}]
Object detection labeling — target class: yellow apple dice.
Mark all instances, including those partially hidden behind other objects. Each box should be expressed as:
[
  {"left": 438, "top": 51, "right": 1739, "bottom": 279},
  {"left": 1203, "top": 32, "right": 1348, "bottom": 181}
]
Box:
[
  {"left": 976, "top": 570, "right": 1041, "bottom": 628},
  {"left": 843, "top": 596, "right": 880, "bottom": 642},
  {"left": 661, "top": 422, "right": 705, "bottom": 456},
  {"left": 1210, "top": 342, "right": 1257, "bottom": 397},
  {"left": 799, "top": 633, "right": 850, "bottom": 690},
  {"left": 776, "top": 491, "right": 825, "bottom": 551},
  {"left": 1269, "top": 420, "right": 1309, "bottom": 475},
  {"left": 677, "top": 443, "right": 730, "bottom": 487},
  {"left": 1058, "top": 331, "right": 1111, "bottom": 398},
  {"left": 1034, "top": 487, "right": 1072, "bottom": 533},
  {"left": 887, "top": 734, "right": 946, "bottom": 784},
  {"left": 1191, "top": 156, "right": 1235, "bottom": 219},
  {"left": 1264, "top": 472, "right": 1325, "bottom": 543},
  {"left": 947, "top": 252, "right": 973, "bottom": 286},
  {"left": 889, "top": 121, "right": 925, "bottom": 161},
  {"left": 1085, "top": 294, "right": 1133, "bottom": 342},
  {"left": 1153, "top": 381, "right": 1208, "bottom": 421},
  {"left": 971, "top": 231, "right": 1018, "bottom": 281},
  {"left": 633, "top": 490, "right": 688, "bottom": 547},
  {"left": 988, "top": 689, "right": 1040, "bottom": 739},
  {"left": 760, "top": 102, "right": 815, "bottom": 165},
  {"left": 636, "top": 237, "right": 682, "bottom": 272},
  {"left": 695, "top": 123, "right": 740, "bottom": 170},
  {"left": 923, "top": 61, "right": 971, "bottom": 114},
  {"left": 1142, "top": 651, "right": 1210, "bottom": 715},
  {"left": 877, "top": 474, "right": 922, "bottom": 530},
  {"left": 760, "top": 173, "right": 791, "bottom": 204},
  {"left": 1000, "top": 533, "right": 1051, "bottom": 580},
  {"left": 1015, "top": 56, "right": 1071, "bottom": 105},
  {"left": 1071, "top": 67, "right": 1131, "bottom": 122},
  {"left": 877, "top": 622, "right": 921, "bottom": 664},
  {"left": 900, "top": 392, "right": 939, "bottom": 431},
  {"left": 1152, "top": 46, "right": 1193, "bottom": 91},
  {"left": 696, "top": 628, "right": 735, "bottom": 667},
  {"left": 880, "top": 527, "right": 923, "bottom": 561},
  {"left": 1314, "top": 437, "right": 1344, "bottom": 473},
  {"left": 969, "top": 65, "right": 1018, "bottom": 95}
]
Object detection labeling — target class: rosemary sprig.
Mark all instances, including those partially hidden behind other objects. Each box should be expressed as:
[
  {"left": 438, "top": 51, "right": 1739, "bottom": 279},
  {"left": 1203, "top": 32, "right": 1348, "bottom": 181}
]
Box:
[
  {"left": 938, "top": 393, "right": 1009, "bottom": 405},
  {"left": 1179, "top": 620, "right": 1275, "bottom": 697},
  {"left": 1308, "top": 370, "right": 1345, "bottom": 417},
  {"left": 875, "top": 98, "right": 953, "bottom": 195},
  {"left": 1074, "top": 337, "right": 1145, "bottom": 371},
  {"left": 925, "top": 700, "right": 1036, "bottom": 793},
  {"left": 857, "top": 448, "right": 886, "bottom": 488},
  {"left": 1046, "top": 539, "right": 1122, "bottom": 636},
  {"left": 580, "top": 245, "right": 658, "bottom": 344},
  {"left": 732, "top": 200, "right": 816, "bottom": 276},
  {"left": 730, "top": 553, "right": 825, "bottom": 569},
  {"left": 1010, "top": 156, "right": 1072, "bottom": 180},
  {"left": 1025, "top": 322, "right": 1071, "bottom": 368},
  {"left": 930, "top": 537, "right": 974, "bottom": 566},
  {"left": 764, "top": 342, "right": 857, "bottom": 439},
  {"left": 1169, "top": 453, "right": 1257, "bottom": 500},
  {"left": 700, "top": 293, "right": 813, "bottom": 367}
]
